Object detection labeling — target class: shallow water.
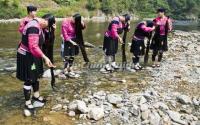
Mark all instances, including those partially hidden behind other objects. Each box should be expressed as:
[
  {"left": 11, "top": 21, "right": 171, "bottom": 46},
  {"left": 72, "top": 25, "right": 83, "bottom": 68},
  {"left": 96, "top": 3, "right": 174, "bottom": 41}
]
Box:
[{"left": 0, "top": 21, "right": 199, "bottom": 125}]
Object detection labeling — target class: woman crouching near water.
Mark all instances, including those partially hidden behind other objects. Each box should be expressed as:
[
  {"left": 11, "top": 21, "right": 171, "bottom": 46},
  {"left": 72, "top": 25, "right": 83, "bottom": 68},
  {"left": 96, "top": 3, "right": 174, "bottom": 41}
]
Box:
[
  {"left": 61, "top": 13, "right": 86, "bottom": 78},
  {"left": 16, "top": 17, "right": 55, "bottom": 116}
]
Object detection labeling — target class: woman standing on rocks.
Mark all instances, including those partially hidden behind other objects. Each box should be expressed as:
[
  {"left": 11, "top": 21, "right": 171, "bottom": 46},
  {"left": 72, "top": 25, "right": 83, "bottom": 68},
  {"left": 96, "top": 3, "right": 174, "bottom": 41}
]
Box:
[
  {"left": 16, "top": 17, "right": 55, "bottom": 116},
  {"left": 61, "top": 13, "right": 86, "bottom": 78},
  {"left": 18, "top": 5, "right": 37, "bottom": 34},
  {"left": 102, "top": 14, "right": 131, "bottom": 72},
  {"left": 130, "top": 21, "right": 155, "bottom": 71},
  {"left": 150, "top": 8, "right": 172, "bottom": 67}
]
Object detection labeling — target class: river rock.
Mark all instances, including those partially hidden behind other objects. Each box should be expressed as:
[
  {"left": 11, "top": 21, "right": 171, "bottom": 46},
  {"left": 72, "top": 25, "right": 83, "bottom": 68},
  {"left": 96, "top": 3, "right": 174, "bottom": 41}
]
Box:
[
  {"left": 77, "top": 100, "right": 89, "bottom": 113},
  {"left": 140, "top": 104, "right": 149, "bottom": 112},
  {"left": 68, "top": 111, "right": 76, "bottom": 117},
  {"left": 153, "top": 102, "right": 169, "bottom": 110},
  {"left": 149, "top": 111, "right": 161, "bottom": 125},
  {"left": 51, "top": 104, "right": 63, "bottom": 111},
  {"left": 87, "top": 106, "right": 104, "bottom": 121},
  {"left": 141, "top": 110, "right": 150, "bottom": 120},
  {"left": 192, "top": 97, "right": 200, "bottom": 106},
  {"left": 68, "top": 101, "right": 78, "bottom": 111},
  {"left": 177, "top": 94, "right": 191, "bottom": 104},
  {"left": 107, "top": 94, "right": 122, "bottom": 105},
  {"left": 167, "top": 110, "right": 187, "bottom": 125}
]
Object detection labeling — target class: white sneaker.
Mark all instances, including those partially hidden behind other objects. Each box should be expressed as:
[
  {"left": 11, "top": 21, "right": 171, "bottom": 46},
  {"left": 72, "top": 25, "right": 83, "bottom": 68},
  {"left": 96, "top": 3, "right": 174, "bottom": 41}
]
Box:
[
  {"left": 111, "top": 62, "right": 119, "bottom": 69},
  {"left": 105, "top": 64, "right": 112, "bottom": 71},
  {"left": 68, "top": 72, "right": 80, "bottom": 78},
  {"left": 136, "top": 63, "right": 143, "bottom": 69},
  {"left": 32, "top": 96, "right": 45, "bottom": 108}
]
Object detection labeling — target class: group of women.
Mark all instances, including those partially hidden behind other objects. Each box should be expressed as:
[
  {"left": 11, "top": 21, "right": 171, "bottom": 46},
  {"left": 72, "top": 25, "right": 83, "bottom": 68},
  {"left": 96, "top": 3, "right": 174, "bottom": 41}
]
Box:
[{"left": 16, "top": 6, "right": 172, "bottom": 116}]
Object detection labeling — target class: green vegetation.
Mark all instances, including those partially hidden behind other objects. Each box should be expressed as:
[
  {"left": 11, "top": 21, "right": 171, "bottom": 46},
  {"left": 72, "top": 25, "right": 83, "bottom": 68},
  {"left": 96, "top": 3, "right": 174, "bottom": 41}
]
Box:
[{"left": 0, "top": 0, "right": 200, "bottom": 19}]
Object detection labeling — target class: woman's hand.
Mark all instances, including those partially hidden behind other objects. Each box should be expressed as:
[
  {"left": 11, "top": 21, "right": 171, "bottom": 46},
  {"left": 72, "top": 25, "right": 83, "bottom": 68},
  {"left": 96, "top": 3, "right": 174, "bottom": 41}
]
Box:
[
  {"left": 42, "top": 55, "right": 56, "bottom": 68},
  {"left": 52, "top": 24, "right": 56, "bottom": 30},
  {"left": 118, "top": 36, "right": 123, "bottom": 44}
]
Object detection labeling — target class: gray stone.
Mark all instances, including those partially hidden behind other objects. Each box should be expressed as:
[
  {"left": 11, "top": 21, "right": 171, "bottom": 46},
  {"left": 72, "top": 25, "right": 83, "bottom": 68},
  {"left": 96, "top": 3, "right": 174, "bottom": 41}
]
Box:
[
  {"left": 192, "top": 97, "right": 200, "bottom": 106},
  {"left": 140, "top": 104, "right": 149, "bottom": 112},
  {"left": 87, "top": 106, "right": 104, "bottom": 121},
  {"left": 153, "top": 102, "right": 169, "bottom": 110},
  {"left": 107, "top": 94, "right": 122, "bottom": 105},
  {"left": 68, "top": 101, "right": 78, "bottom": 111},
  {"left": 167, "top": 110, "right": 187, "bottom": 125},
  {"left": 141, "top": 110, "right": 149, "bottom": 120},
  {"left": 77, "top": 100, "right": 89, "bottom": 113},
  {"left": 149, "top": 111, "right": 161, "bottom": 125},
  {"left": 139, "top": 96, "right": 147, "bottom": 104},
  {"left": 196, "top": 121, "right": 200, "bottom": 125},
  {"left": 129, "top": 105, "right": 139, "bottom": 116},
  {"left": 177, "top": 94, "right": 191, "bottom": 104},
  {"left": 51, "top": 104, "right": 62, "bottom": 111}
]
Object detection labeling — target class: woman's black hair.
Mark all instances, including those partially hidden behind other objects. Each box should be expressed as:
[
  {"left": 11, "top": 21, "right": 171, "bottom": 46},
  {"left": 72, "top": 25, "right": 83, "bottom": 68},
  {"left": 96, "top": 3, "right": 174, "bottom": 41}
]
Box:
[
  {"left": 42, "top": 13, "right": 56, "bottom": 28},
  {"left": 42, "top": 13, "right": 56, "bottom": 62},
  {"left": 27, "top": 5, "right": 37, "bottom": 14},
  {"left": 146, "top": 20, "right": 154, "bottom": 28},
  {"left": 73, "top": 13, "right": 84, "bottom": 42},
  {"left": 157, "top": 8, "right": 166, "bottom": 13}
]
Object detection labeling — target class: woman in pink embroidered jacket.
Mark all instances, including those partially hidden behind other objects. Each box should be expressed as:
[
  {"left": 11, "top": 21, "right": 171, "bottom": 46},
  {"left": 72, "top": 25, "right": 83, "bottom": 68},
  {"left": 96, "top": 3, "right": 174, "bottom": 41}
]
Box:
[
  {"left": 150, "top": 8, "right": 173, "bottom": 68},
  {"left": 102, "top": 14, "right": 131, "bottom": 72},
  {"left": 61, "top": 13, "right": 85, "bottom": 78},
  {"left": 18, "top": 5, "right": 37, "bottom": 34},
  {"left": 16, "top": 17, "right": 55, "bottom": 116},
  {"left": 130, "top": 21, "right": 155, "bottom": 70}
]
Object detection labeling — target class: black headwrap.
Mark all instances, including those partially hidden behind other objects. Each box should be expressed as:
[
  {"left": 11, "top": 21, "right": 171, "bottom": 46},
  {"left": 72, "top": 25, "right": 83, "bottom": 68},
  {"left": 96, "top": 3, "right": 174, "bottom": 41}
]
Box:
[{"left": 27, "top": 5, "right": 37, "bottom": 13}]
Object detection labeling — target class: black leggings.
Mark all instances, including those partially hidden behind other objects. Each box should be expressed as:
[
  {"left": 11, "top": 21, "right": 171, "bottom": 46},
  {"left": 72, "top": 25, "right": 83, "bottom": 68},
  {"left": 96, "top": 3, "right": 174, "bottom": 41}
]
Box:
[
  {"left": 23, "top": 80, "right": 39, "bottom": 101},
  {"left": 152, "top": 50, "right": 163, "bottom": 62}
]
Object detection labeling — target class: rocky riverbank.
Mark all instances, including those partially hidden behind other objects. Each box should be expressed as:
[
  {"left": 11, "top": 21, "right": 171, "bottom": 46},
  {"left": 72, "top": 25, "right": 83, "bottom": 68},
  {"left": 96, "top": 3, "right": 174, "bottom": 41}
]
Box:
[{"left": 44, "top": 30, "right": 200, "bottom": 125}]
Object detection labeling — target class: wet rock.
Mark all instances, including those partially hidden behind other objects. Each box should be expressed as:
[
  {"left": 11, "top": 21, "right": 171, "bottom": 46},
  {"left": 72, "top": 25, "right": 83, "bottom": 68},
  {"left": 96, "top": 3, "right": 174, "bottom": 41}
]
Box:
[
  {"left": 167, "top": 110, "right": 187, "bottom": 125},
  {"left": 87, "top": 106, "right": 104, "bottom": 121},
  {"left": 177, "top": 94, "right": 191, "bottom": 104},
  {"left": 51, "top": 104, "right": 63, "bottom": 111},
  {"left": 107, "top": 94, "right": 122, "bottom": 105},
  {"left": 68, "top": 111, "right": 76, "bottom": 117}
]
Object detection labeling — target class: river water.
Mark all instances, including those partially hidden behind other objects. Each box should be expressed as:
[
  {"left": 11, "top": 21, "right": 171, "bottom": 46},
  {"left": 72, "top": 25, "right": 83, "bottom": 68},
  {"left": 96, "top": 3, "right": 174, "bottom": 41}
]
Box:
[{"left": 0, "top": 21, "right": 199, "bottom": 125}]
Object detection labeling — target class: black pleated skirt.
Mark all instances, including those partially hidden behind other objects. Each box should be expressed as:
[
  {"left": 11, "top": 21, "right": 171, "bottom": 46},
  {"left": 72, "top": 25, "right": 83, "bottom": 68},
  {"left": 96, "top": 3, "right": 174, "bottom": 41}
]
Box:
[
  {"left": 130, "top": 39, "right": 145, "bottom": 56},
  {"left": 150, "top": 35, "right": 168, "bottom": 51},
  {"left": 16, "top": 51, "right": 43, "bottom": 82},
  {"left": 103, "top": 36, "right": 118, "bottom": 56}
]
